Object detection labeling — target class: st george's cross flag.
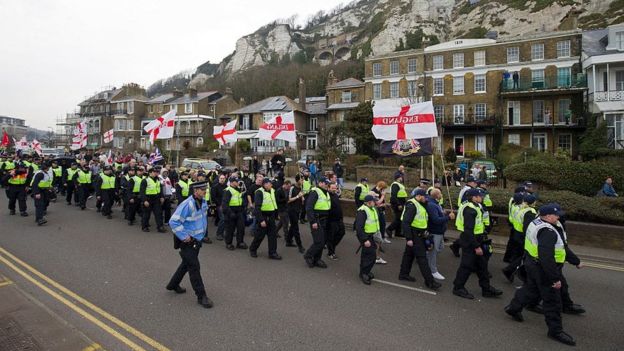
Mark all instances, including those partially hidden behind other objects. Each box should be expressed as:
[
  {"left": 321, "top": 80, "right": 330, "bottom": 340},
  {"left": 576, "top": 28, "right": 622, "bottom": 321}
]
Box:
[
  {"left": 14, "top": 136, "right": 29, "bottom": 151},
  {"left": 371, "top": 100, "right": 438, "bottom": 141},
  {"left": 103, "top": 129, "right": 114, "bottom": 144},
  {"left": 143, "top": 109, "right": 176, "bottom": 143},
  {"left": 71, "top": 121, "right": 88, "bottom": 150},
  {"left": 31, "top": 139, "right": 43, "bottom": 156},
  {"left": 213, "top": 120, "right": 238, "bottom": 146},
  {"left": 258, "top": 111, "right": 296, "bottom": 143}
]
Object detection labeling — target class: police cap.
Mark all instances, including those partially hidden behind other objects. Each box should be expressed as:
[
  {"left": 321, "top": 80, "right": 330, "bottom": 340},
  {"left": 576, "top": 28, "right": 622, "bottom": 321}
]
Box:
[
  {"left": 465, "top": 188, "right": 482, "bottom": 198},
  {"left": 539, "top": 203, "right": 564, "bottom": 217},
  {"left": 419, "top": 178, "right": 431, "bottom": 185},
  {"left": 524, "top": 194, "right": 536, "bottom": 204},
  {"left": 363, "top": 195, "right": 377, "bottom": 202},
  {"left": 466, "top": 176, "right": 476, "bottom": 183},
  {"left": 228, "top": 176, "right": 239, "bottom": 183},
  {"left": 413, "top": 188, "right": 427, "bottom": 197},
  {"left": 262, "top": 178, "right": 272, "bottom": 185},
  {"left": 190, "top": 181, "right": 209, "bottom": 191}
]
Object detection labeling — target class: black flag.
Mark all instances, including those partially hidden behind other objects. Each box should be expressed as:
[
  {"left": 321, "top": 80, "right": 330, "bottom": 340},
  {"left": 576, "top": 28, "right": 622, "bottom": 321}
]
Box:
[{"left": 379, "top": 139, "right": 433, "bottom": 158}]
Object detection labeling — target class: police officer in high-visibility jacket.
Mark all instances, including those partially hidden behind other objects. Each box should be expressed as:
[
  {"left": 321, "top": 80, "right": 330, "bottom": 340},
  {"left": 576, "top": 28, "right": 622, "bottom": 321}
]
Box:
[
  {"left": 502, "top": 194, "right": 537, "bottom": 282},
  {"left": 76, "top": 165, "right": 92, "bottom": 210},
  {"left": 2, "top": 162, "right": 28, "bottom": 216},
  {"left": 249, "top": 178, "right": 282, "bottom": 259},
  {"left": 175, "top": 171, "right": 192, "bottom": 204},
  {"left": 166, "top": 181, "right": 214, "bottom": 309},
  {"left": 386, "top": 173, "right": 408, "bottom": 238},
  {"left": 50, "top": 160, "right": 63, "bottom": 200},
  {"left": 31, "top": 162, "right": 53, "bottom": 226},
  {"left": 64, "top": 162, "right": 79, "bottom": 206},
  {"left": 97, "top": 165, "right": 117, "bottom": 219},
  {"left": 355, "top": 195, "right": 380, "bottom": 285},
  {"left": 354, "top": 178, "right": 370, "bottom": 209},
  {"left": 303, "top": 177, "right": 331, "bottom": 269},
  {"left": 140, "top": 167, "right": 166, "bottom": 233},
  {"left": 299, "top": 169, "right": 312, "bottom": 223},
  {"left": 504, "top": 204, "right": 579, "bottom": 346},
  {"left": 452, "top": 188, "right": 502, "bottom": 300},
  {"left": 126, "top": 167, "right": 144, "bottom": 226},
  {"left": 503, "top": 187, "right": 527, "bottom": 262},
  {"left": 398, "top": 188, "right": 441, "bottom": 291},
  {"left": 222, "top": 177, "right": 247, "bottom": 251}
]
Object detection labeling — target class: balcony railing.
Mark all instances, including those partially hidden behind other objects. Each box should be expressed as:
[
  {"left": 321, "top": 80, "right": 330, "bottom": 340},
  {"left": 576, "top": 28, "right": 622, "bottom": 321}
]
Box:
[
  {"left": 439, "top": 115, "right": 497, "bottom": 126},
  {"left": 589, "top": 91, "right": 624, "bottom": 102},
  {"left": 501, "top": 74, "right": 587, "bottom": 93}
]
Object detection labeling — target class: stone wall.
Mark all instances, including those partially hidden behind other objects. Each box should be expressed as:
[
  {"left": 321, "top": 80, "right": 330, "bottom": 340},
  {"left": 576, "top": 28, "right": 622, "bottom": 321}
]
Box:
[{"left": 356, "top": 165, "right": 425, "bottom": 188}]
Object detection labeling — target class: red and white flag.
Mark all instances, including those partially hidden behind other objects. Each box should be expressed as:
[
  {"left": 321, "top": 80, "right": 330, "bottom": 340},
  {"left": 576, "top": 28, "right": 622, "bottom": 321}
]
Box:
[
  {"left": 71, "top": 121, "right": 88, "bottom": 150},
  {"left": 31, "top": 139, "right": 42, "bottom": 156},
  {"left": 14, "top": 136, "right": 29, "bottom": 150},
  {"left": 372, "top": 101, "right": 437, "bottom": 141},
  {"left": 106, "top": 150, "right": 113, "bottom": 165},
  {"left": 258, "top": 111, "right": 296, "bottom": 143},
  {"left": 1, "top": 129, "right": 9, "bottom": 147},
  {"left": 143, "top": 109, "right": 176, "bottom": 143},
  {"left": 213, "top": 120, "right": 238, "bottom": 146},
  {"left": 103, "top": 129, "right": 114, "bottom": 144}
]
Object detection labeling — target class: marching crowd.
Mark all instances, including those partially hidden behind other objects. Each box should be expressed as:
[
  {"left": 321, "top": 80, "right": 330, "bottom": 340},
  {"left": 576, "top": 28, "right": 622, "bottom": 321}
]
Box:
[{"left": 1, "top": 150, "right": 584, "bottom": 346}]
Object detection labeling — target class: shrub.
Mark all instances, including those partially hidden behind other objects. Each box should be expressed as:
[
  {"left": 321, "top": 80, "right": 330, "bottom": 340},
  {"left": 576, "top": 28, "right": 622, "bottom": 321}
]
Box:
[
  {"left": 465, "top": 150, "right": 484, "bottom": 159},
  {"left": 504, "top": 161, "right": 624, "bottom": 196},
  {"left": 445, "top": 147, "right": 457, "bottom": 163}
]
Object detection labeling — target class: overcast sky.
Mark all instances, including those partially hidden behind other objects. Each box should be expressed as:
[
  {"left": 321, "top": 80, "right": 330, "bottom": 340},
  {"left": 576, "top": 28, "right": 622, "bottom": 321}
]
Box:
[{"left": 0, "top": 0, "right": 344, "bottom": 130}]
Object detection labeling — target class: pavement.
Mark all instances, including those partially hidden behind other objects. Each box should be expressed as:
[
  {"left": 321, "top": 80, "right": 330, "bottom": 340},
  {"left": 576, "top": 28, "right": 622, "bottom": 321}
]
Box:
[{"left": 0, "top": 195, "right": 623, "bottom": 350}]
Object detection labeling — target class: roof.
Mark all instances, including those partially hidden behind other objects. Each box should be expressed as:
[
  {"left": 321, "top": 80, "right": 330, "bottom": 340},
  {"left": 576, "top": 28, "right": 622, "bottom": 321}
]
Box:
[
  {"left": 169, "top": 91, "right": 220, "bottom": 105},
  {"left": 294, "top": 97, "right": 326, "bottom": 103},
  {"left": 327, "top": 78, "right": 364, "bottom": 89},
  {"left": 227, "top": 96, "right": 303, "bottom": 115},
  {"left": 582, "top": 29, "right": 612, "bottom": 57},
  {"left": 78, "top": 87, "right": 121, "bottom": 106},
  {"left": 327, "top": 102, "right": 359, "bottom": 111},
  {"left": 294, "top": 97, "right": 327, "bottom": 115},
  {"left": 114, "top": 95, "right": 149, "bottom": 103},
  {"left": 146, "top": 93, "right": 175, "bottom": 104}
]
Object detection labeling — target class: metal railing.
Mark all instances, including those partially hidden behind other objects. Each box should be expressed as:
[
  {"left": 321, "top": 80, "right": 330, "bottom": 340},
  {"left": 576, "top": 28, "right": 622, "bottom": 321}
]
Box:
[
  {"left": 501, "top": 74, "right": 587, "bottom": 93},
  {"left": 439, "top": 115, "right": 497, "bottom": 126},
  {"left": 589, "top": 91, "right": 624, "bottom": 102}
]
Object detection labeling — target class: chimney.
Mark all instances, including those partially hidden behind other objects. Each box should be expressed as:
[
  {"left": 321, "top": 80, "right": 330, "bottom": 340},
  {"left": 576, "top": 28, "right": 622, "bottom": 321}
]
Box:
[
  {"left": 172, "top": 89, "right": 184, "bottom": 98},
  {"left": 188, "top": 87, "right": 197, "bottom": 98},
  {"left": 239, "top": 97, "right": 246, "bottom": 107},
  {"left": 298, "top": 77, "right": 306, "bottom": 112},
  {"left": 225, "top": 87, "right": 233, "bottom": 96}
]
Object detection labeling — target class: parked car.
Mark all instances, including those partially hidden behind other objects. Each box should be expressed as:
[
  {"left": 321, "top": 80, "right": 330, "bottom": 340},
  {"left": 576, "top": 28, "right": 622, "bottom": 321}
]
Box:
[{"left": 181, "top": 158, "right": 222, "bottom": 171}]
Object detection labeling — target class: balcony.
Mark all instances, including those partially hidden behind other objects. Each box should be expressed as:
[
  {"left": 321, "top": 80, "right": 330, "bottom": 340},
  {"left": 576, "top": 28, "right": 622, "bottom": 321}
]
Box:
[
  {"left": 500, "top": 74, "right": 587, "bottom": 95},
  {"left": 589, "top": 91, "right": 624, "bottom": 102},
  {"left": 439, "top": 115, "right": 497, "bottom": 127},
  {"left": 111, "top": 109, "right": 128, "bottom": 115}
]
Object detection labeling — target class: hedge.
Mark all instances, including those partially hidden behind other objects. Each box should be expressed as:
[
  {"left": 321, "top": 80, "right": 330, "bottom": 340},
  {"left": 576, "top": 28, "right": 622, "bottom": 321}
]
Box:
[
  {"left": 504, "top": 161, "right": 624, "bottom": 196},
  {"left": 340, "top": 186, "right": 624, "bottom": 226}
]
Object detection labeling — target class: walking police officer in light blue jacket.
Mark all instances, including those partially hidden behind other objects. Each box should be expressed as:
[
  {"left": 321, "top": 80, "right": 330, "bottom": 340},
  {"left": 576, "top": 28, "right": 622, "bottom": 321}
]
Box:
[{"left": 166, "top": 180, "right": 214, "bottom": 309}]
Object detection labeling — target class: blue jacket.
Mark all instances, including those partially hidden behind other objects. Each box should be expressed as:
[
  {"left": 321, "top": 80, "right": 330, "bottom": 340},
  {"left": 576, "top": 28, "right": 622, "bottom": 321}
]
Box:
[
  {"left": 426, "top": 198, "right": 449, "bottom": 234},
  {"left": 169, "top": 196, "right": 208, "bottom": 241},
  {"left": 602, "top": 183, "right": 618, "bottom": 197}
]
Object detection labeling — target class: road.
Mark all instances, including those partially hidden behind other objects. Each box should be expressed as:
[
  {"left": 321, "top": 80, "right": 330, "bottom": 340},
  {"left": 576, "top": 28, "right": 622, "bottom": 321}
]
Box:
[{"left": 0, "top": 195, "right": 622, "bottom": 351}]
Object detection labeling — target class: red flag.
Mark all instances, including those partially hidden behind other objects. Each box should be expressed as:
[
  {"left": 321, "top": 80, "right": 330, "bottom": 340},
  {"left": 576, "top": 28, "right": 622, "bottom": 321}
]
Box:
[{"left": 1, "top": 129, "right": 9, "bottom": 147}]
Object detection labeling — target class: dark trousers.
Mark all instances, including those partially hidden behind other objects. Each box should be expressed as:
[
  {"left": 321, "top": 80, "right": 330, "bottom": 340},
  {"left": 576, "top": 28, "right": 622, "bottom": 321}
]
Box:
[
  {"left": 503, "top": 231, "right": 525, "bottom": 275},
  {"left": 360, "top": 239, "right": 377, "bottom": 277},
  {"left": 399, "top": 234, "right": 434, "bottom": 284},
  {"left": 503, "top": 223, "right": 518, "bottom": 263},
  {"left": 142, "top": 197, "right": 163, "bottom": 229},
  {"left": 249, "top": 214, "right": 277, "bottom": 255},
  {"left": 224, "top": 208, "right": 245, "bottom": 245},
  {"left": 167, "top": 242, "right": 206, "bottom": 298},
  {"left": 101, "top": 189, "right": 114, "bottom": 216},
  {"left": 453, "top": 247, "right": 491, "bottom": 291},
  {"left": 304, "top": 216, "right": 328, "bottom": 263},
  {"left": 378, "top": 209, "right": 387, "bottom": 238},
  {"left": 387, "top": 205, "right": 403, "bottom": 237},
  {"left": 7, "top": 185, "right": 27, "bottom": 213},
  {"left": 507, "top": 260, "right": 563, "bottom": 334},
  {"left": 326, "top": 220, "right": 345, "bottom": 256},
  {"left": 275, "top": 210, "right": 289, "bottom": 237},
  {"left": 65, "top": 184, "right": 76, "bottom": 205},
  {"left": 162, "top": 196, "right": 172, "bottom": 223},
  {"left": 77, "top": 184, "right": 89, "bottom": 209},
  {"left": 299, "top": 195, "right": 308, "bottom": 220},
  {"left": 216, "top": 206, "right": 225, "bottom": 237},
  {"left": 55, "top": 178, "right": 65, "bottom": 195},
  {"left": 34, "top": 191, "right": 48, "bottom": 221},
  {"left": 127, "top": 195, "right": 140, "bottom": 222},
  {"left": 286, "top": 208, "right": 302, "bottom": 247}
]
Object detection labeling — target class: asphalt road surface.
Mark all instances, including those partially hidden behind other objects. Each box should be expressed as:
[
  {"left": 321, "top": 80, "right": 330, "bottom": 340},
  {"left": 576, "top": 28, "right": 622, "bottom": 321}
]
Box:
[{"left": 0, "top": 195, "right": 622, "bottom": 351}]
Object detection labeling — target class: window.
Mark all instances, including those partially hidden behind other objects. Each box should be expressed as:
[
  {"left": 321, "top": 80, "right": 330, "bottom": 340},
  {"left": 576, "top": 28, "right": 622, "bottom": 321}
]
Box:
[
  {"left": 433, "top": 55, "right": 443, "bottom": 70},
  {"left": 533, "top": 100, "right": 545, "bottom": 123},
  {"left": 474, "top": 103, "right": 487, "bottom": 122},
  {"left": 407, "top": 80, "right": 417, "bottom": 97},
  {"left": 127, "top": 101, "right": 134, "bottom": 114},
  {"left": 117, "top": 102, "right": 124, "bottom": 112},
  {"left": 390, "top": 60, "right": 399, "bottom": 75},
  {"left": 474, "top": 74, "right": 486, "bottom": 93},
  {"left": 558, "top": 67, "right": 571, "bottom": 87},
  {"left": 184, "top": 103, "right": 192, "bottom": 114},
  {"left": 453, "top": 53, "right": 464, "bottom": 68},
  {"left": 508, "top": 101, "right": 521, "bottom": 125},
  {"left": 532, "top": 69, "right": 545, "bottom": 88},
  {"left": 558, "top": 99, "right": 571, "bottom": 123},
  {"left": 373, "top": 84, "right": 382, "bottom": 99},
  {"left": 342, "top": 91, "right": 352, "bottom": 103},
  {"left": 558, "top": 134, "right": 571, "bottom": 153},
  {"left": 616, "top": 71, "right": 624, "bottom": 90},
  {"left": 454, "top": 136, "right": 464, "bottom": 156},
  {"left": 113, "top": 136, "right": 124, "bottom": 149},
  {"left": 126, "top": 120, "right": 134, "bottom": 130},
  {"left": 408, "top": 58, "right": 417, "bottom": 73},
  {"left": 453, "top": 104, "right": 465, "bottom": 124},
  {"left": 309, "top": 117, "right": 317, "bottom": 131},
  {"left": 390, "top": 82, "right": 399, "bottom": 98},
  {"left": 531, "top": 43, "right": 544, "bottom": 61},
  {"left": 196, "top": 137, "right": 204, "bottom": 146},
  {"left": 338, "top": 111, "right": 345, "bottom": 122},
  {"left": 434, "top": 105, "right": 444, "bottom": 122},
  {"left": 372, "top": 63, "right": 382, "bottom": 76},
  {"left": 114, "top": 119, "right": 126, "bottom": 131},
  {"left": 242, "top": 115, "right": 250, "bottom": 130},
  {"left": 170, "top": 104, "right": 176, "bottom": 113},
  {"left": 507, "top": 47, "right": 519, "bottom": 63},
  {"left": 508, "top": 134, "right": 520, "bottom": 145},
  {"left": 474, "top": 50, "right": 486, "bottom": 66},
  {"left": 532, "top": 133, "right": 547, "bottom": 152},
  {"left": 306, "top": 136, "right": 317, "bottom": 150},
  {"left": 453, "top": 76, "right": 464, "bottom": 95},
  {"left": 476, "top": 135, "right": 486, "bottom": 154},
  {"left": 148, "top": 105, "right": 153, "bottom": 113},
  {"left": 616, "top": 32, "right": 624, "bottom": 50},
  {"left": 433, "top": 78, "right": 444, "bottom": 95},
  {"left": 557, "top": 40, "right": 571, "bottom": 57}
]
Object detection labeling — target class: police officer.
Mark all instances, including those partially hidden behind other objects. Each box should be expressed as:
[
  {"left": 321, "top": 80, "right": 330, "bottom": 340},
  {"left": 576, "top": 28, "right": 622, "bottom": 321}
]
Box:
[
  {"left": 286, "top": 175, "right": 305, "bottom": 253},
  {"left": 326, "top": 182, "right": 345, "bottom": 260},
  {"left": 126, "top": 167, "right": 144, "bottom": 226},
  {"left": 355, "top": 195, "right": 380, "bottom": 285},
  {"left": 31, "top": 162, "right": 53, "bottom": 226},
  {"left": 450, "top": 176, "right": 481, "bottom": 258},
  {"left": 249, "top": 178, "right": 281, "bottom": 259},
  {"left": 98, "top": 165, "right": 117, "bottom": 219},
  {"left": 2, "top": 162, "right": 28, "bottom": 216},
  {"left": 64, "top": 162, "right": 79, "bottom": 206},
  {"left": 503, "top": 187, "right": 527, "bottom": 262},
  {"left": 222, "top": 177, "right": 247, "bottom": 250},
  {"left": 50, "top": 160, "right": 63, "bottom": 200},
  {"left": 76, "top": 165, "right": 92, "bottom": 210},
  {"left": 452, "top": 188, "right": 502, "bottom": 299},
  {"left": 175, "top": 171, "right": 192, "bottom": 204},
  {"left": 303, "top": 177, "right": 331, "bottom": 269},
  {"left": 504, "top": 204, "right": 578, "bottom": 346},
  {"left": 354, "top": 178, "right": 369, "bottom": 209},
  {"left": 299, "top": 169, "right": 312, "bottom": 223},
  {"left": 210, "top": 173, "right": 227, "bottom": 241},
  {"left": 166, "top": 181, "right": 214, "bottom": 309},
  {"left": 386, "top": 173, "right": 408, "bottom": 238},
  {"left": 398, "top": 188, "right": 441, "bottom": 291},
  {"left": 502, "top": 194, "right": 537, "bottom": 282},
  {"left": 140, "top": 167, "right": 166, "bottom": 233}
]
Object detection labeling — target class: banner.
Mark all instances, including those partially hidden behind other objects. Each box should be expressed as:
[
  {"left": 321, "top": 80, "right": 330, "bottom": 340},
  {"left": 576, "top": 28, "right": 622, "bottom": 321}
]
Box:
[
  {"left": 379, "top": 138, "right": 433, "bottom": 157},
  {"left": 372, "top": 100, "right": 437, "bottom": 141},
  {"left": 258, "top": 111, "right": 296, "bottom": 143}
]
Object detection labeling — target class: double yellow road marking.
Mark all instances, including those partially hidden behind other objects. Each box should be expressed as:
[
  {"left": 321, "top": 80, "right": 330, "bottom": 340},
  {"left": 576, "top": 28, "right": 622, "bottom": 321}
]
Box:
[{"left": 0, "top": 246, "right": 170, "bottom": 351}]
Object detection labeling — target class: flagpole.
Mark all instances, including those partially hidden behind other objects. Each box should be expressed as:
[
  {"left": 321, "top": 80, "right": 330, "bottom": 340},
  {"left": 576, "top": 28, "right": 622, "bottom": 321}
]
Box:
[{"left": 176, "top": 119, "right": 180, "bottom": 167}]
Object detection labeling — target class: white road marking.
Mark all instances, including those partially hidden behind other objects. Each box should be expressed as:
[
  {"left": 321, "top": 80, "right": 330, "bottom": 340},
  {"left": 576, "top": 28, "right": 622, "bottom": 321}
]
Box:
[{"left": 372, "top": 279, "right": 437, "bottom": 295}]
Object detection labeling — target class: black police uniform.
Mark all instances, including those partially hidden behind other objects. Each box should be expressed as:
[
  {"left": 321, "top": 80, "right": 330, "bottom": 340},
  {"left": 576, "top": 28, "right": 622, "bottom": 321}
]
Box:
[
  {"left": 2, "top": 165, "right": 28, "bottom": 215},
  {"left": 31, "top": 169, "right": 51, "bottom": 224},
  {"left": 303, "top": 187, "right": 330, "bottom": 268},
  {"left": 286, "top": 184, "right": 304, "bottom": 251},
  {"left": 326, "top": 191, "right": 345, "bottom": 257},
  {"left": 248, "top": 187, "right": 280, "bottom": 259},
  {"left": 140, "top": 174, "right": 165, "bottom": 232},
  {"left": 398, "top": 198, "right": 437, "bottom": 288},
  {"left": 386, "top": 181, "right": 406, "bottom": 237},
  {"left": 354, "top": 205, "right": 377, "bottom": 283},
  {"left": 222, "top": 184, "right": 246, "bottom": 249}
]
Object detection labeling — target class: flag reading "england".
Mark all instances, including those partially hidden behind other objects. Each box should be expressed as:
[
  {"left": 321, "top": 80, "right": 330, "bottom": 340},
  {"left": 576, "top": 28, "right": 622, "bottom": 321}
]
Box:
[
  {"left": 371, "top": 101, "right": 437, "bottom": 141},
  {"left": 258, "top": 111, "right": 296, "bottom": 143}
]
